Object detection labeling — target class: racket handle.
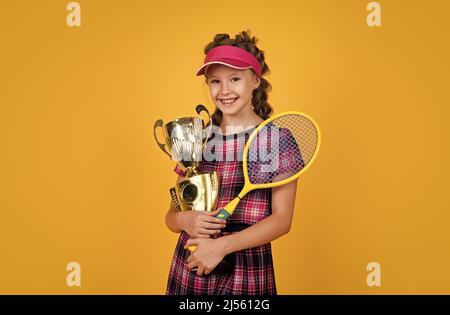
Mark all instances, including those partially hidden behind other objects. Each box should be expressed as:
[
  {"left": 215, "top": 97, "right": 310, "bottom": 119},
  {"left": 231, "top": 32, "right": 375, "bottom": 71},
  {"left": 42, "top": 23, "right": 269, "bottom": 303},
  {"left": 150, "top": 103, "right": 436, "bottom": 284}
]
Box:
[
  {"left": 216, "top": 208, "right": 231, "bottom": 220},
  {"left": 187, "top": 209, "right": 232, "bottom": 252}
]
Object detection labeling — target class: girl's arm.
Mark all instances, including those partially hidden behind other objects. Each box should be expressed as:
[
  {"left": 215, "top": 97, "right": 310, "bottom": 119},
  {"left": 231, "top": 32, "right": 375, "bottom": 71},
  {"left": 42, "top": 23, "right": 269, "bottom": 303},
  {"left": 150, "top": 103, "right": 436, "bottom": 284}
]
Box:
[
  {"left": 220, "top": 179, "right": 298, "bottom": 255},
  {"left": 165, "top": 174, "right": 186, "bottom": 233},
  {"left": 186, "top": 179, "right": 299, "bottom": 276}
]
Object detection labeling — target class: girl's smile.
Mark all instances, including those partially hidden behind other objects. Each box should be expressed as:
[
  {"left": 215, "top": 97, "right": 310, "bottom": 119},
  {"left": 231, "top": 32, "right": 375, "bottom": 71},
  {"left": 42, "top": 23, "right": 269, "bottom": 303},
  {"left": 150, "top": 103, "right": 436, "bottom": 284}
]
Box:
[{"left": 218, "top": 97, "right": 239, "bottom": 106}]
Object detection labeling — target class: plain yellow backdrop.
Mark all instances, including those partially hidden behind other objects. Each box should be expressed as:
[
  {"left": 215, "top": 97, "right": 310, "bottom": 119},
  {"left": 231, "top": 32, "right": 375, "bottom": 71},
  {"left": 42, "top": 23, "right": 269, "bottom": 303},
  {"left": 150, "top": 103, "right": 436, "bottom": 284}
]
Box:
[{"left": 1, "top": 0, "right": 449, "bottom": 294}]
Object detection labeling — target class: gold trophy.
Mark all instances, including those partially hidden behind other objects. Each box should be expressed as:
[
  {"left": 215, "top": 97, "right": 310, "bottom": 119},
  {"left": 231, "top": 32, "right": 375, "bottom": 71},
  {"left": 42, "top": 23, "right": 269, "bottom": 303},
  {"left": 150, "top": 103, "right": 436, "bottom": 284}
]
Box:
[{"left": 153, "top": 104, "right": 220, "bottom": 212}]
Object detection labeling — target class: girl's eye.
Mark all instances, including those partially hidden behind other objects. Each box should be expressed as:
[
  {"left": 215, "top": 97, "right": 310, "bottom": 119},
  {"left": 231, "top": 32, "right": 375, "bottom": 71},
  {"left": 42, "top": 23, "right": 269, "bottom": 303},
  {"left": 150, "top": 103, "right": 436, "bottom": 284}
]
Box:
[{"left": 209, "top": 77, "right": 240, "bottom": 84}]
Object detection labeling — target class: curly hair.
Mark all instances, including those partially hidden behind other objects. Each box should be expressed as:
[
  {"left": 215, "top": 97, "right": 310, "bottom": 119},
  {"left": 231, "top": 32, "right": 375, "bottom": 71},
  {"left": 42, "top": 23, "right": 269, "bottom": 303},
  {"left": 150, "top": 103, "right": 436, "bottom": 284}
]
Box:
[{"left": 201, "top": 30, "right": 273, "bottom": 126}]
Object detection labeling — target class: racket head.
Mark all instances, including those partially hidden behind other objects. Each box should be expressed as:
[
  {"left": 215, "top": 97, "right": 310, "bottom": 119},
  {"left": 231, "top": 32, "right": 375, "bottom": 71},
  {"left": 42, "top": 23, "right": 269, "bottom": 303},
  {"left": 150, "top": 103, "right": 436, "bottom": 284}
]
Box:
[{"left": 241, "top": 111, "right": 321, "bottom": 191}]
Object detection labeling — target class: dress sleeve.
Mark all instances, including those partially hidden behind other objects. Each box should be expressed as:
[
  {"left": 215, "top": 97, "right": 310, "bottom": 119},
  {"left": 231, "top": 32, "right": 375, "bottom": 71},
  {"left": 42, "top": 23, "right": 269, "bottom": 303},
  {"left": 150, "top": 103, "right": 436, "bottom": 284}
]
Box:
[
  {"left": 173, "top": 164, "right": 187, "bottom": 177},
  {"left": 275, "top": 128, "right": 305, "bottom": 179},
  {"left": 248, "top": 127, "right": 305, "bottom": 184}
]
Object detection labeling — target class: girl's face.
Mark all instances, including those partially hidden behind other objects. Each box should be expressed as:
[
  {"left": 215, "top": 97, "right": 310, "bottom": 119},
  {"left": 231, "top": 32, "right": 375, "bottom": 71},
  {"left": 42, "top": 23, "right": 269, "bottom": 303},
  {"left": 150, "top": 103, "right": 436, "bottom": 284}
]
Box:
[{"left": 205, "top": 64, "right": 260, "bottom": 119}]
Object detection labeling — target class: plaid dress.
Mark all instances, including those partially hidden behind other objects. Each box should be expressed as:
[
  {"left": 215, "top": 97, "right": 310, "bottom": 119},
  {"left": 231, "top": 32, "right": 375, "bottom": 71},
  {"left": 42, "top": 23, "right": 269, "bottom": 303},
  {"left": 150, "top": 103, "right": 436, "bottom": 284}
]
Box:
[{"left": 165, "top": 124, "right": 277, "bottom": 295}]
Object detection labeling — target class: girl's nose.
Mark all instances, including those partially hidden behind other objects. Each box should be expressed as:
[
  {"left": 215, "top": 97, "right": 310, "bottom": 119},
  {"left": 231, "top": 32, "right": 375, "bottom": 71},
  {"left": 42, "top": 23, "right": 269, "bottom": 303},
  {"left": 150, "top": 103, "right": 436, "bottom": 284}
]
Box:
[{"left": 220, "top": 82, "right": 231, "bottom": 94}]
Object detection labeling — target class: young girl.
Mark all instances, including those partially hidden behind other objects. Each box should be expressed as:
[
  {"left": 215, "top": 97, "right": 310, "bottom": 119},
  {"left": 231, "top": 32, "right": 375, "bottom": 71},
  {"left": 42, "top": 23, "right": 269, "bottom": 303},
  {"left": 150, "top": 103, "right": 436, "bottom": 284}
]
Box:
[{"left": 165, "top": 30, "right": 298, "bottom": 295}]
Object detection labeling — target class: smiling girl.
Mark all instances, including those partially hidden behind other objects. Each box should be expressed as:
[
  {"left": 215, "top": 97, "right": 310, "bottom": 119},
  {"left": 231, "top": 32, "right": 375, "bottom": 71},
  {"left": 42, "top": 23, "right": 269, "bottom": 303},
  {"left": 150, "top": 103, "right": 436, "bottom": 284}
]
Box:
[{"left": 165, "top": 30, "right": 298, "bottom": 295}]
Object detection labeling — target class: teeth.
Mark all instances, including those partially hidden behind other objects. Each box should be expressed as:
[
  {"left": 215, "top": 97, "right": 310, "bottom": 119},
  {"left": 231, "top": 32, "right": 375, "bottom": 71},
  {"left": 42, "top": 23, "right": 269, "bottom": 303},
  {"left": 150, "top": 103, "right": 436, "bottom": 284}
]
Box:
[{"left": 220, "top": 98, "right": 237, "bottom": 104}]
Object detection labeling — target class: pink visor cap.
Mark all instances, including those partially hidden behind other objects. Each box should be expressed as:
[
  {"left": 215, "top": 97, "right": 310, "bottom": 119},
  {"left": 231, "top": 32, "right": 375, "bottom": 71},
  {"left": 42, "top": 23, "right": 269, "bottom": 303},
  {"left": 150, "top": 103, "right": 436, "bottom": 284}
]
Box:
[{"left": 195, "top": 45, "right": 262, "bottom": 79}]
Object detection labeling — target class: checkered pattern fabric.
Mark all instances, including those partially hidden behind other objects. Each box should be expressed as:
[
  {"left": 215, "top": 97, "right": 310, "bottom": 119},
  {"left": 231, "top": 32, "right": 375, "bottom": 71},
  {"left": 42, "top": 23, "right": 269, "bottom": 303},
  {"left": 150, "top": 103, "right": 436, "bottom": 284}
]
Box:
[{"left": 166, "top": 126, "right": 278, "bottom": 295}]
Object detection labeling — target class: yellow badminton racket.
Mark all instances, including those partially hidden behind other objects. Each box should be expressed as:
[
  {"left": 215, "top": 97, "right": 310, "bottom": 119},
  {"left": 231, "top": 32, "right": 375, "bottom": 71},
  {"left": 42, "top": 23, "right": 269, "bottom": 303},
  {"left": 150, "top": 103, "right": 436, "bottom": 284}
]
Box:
[{"left": 188, "top": 111, "right": 321, "bottom": 252}]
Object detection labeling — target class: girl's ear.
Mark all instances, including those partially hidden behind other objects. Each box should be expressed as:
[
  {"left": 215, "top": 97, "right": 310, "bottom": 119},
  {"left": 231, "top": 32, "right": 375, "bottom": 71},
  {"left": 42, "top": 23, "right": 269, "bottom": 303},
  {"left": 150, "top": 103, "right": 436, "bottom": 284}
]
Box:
[{"left": 254, "top": 75, "right": 261, "bottom": 90}]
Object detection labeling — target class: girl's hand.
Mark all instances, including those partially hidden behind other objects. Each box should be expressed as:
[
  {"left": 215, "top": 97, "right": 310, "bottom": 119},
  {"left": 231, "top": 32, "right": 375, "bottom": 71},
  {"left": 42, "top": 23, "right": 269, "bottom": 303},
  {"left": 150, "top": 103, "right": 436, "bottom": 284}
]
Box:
[
  {"left": 179, "top": 209, "right": 227, "bottom": 238},
  {"left": 185, "top": 237, "right": 228, "bottom": 276}
]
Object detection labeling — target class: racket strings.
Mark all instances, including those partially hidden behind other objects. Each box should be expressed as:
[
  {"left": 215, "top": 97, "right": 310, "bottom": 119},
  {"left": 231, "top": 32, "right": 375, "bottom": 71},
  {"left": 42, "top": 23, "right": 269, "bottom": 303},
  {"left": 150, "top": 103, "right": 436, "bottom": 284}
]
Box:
[{"left": 246, "top": 114, "right": 319, "bottom": 185}]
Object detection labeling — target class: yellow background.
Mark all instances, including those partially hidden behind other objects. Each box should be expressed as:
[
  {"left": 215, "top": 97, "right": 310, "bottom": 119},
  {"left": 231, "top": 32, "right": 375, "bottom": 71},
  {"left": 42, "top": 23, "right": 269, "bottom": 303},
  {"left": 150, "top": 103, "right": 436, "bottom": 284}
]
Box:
[{"left": 1, "top": 0, "right": 449, "bottom": 294}]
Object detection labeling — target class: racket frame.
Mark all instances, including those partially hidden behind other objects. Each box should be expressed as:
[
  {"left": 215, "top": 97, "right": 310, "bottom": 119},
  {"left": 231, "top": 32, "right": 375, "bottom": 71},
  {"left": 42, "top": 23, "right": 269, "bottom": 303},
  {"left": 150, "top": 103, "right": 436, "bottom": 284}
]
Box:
[{"left": 216, "top": 110, "right": 322, "bottom": 219}]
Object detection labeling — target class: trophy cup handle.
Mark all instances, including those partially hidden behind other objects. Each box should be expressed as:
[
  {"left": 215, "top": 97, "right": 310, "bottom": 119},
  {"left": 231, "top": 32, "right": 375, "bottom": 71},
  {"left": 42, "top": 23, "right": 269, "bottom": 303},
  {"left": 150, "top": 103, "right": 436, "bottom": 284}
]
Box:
[
  {"left": 153, "top": 119, "right": 172, "bottom": 157},
  {"left": 195, "top": 104, "right": 213, "bottom": 147}
]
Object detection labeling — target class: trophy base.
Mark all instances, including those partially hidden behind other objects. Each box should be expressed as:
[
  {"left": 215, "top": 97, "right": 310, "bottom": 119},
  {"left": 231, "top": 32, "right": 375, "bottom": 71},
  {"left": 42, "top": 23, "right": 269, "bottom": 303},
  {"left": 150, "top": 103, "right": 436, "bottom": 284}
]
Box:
[{"left": 170, "top": 172, "right": 220, "bottom": 212}]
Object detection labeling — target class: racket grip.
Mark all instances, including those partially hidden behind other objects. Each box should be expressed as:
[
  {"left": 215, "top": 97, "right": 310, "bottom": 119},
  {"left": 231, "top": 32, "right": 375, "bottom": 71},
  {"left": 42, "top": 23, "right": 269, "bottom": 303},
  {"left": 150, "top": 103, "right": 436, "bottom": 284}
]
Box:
[
  {"left": 216, "top": 208, "right": 231, "bottom": 220},
  {"left": 187, "top": 208, "right": 231, "bottom": 252}
]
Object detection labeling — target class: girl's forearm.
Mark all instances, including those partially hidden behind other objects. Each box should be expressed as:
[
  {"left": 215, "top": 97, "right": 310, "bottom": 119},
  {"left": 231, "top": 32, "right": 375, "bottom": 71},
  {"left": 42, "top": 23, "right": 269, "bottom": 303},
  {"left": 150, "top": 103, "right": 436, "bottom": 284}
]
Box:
[
  {"left": 220, "top": 213, "right": 291, "bottom": 255},
  {"left": 165, "top": 209, "right": 184, "bottom": 233},
  {"left": 166, "top": 174, "right": 186, "bottom": 233}
]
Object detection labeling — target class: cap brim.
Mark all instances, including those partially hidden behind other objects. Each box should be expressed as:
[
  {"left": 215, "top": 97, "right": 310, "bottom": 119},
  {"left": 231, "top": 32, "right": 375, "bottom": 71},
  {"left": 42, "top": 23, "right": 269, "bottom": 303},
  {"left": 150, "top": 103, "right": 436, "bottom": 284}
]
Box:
[{"left": 196, "top": 61, "right": 252, "bottom": 76}]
